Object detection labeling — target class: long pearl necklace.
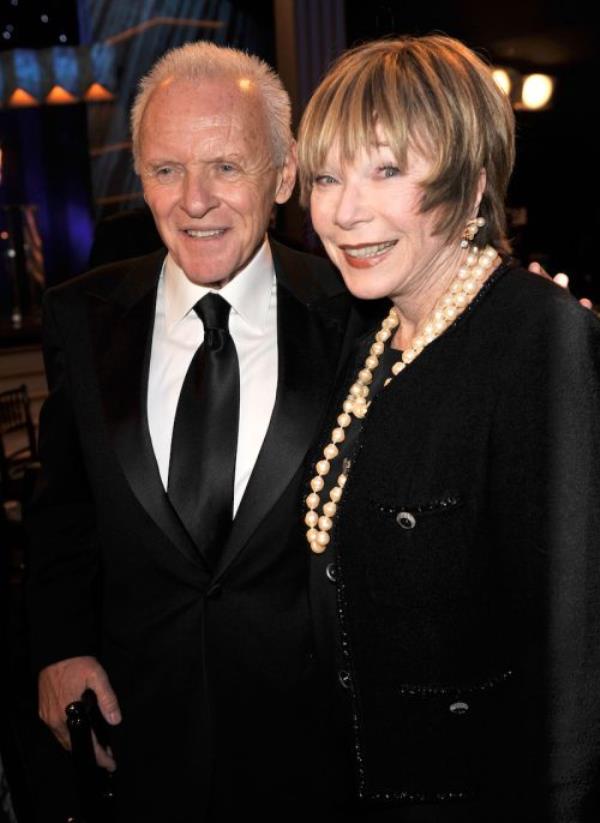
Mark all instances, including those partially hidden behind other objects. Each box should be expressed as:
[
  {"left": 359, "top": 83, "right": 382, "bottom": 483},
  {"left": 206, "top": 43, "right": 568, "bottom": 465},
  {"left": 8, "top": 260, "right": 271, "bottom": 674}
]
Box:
[{"left": 305, "top": 244, "right": 501, "bottom": 554}]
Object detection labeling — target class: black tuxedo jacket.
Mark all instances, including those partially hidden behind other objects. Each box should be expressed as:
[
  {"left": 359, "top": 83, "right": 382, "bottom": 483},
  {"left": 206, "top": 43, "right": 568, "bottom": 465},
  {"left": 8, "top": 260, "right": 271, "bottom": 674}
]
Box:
[{"left": 27, "top": 239, "right": 374, "bottom": 821}]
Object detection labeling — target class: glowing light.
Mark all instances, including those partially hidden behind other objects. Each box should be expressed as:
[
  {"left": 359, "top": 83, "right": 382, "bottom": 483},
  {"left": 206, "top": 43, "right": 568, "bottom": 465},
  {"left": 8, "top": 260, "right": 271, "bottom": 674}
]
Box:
[
  {"left": 521, "top": 74, "right": 554, "bottom": 110},
  {"left": 46, "top": 85, "right": 77, "bottom": 105},
  {"left": 8, "top": 89, "right": 39, "bottom": 107},
  {"left": 492, "top": 69, "right": 511, "bottom": 97},
  {"left": 83, "top": 83, "right": 115, "bottom": 102}
]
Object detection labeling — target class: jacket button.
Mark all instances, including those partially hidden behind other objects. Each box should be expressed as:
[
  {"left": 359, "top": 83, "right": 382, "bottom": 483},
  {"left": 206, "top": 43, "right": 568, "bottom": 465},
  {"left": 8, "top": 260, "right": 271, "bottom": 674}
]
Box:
[
  {"left": 325, "top": 562, "right": 337, "bottom": 583},
  {"left": 449, "top": 700, "right": 469, "bottom": 715},
  {"left": 338, "top": 670, "right": 351, "bottom": 690},
  {"left": 396, "top": 511, "right": 416, "bottom": 529}
]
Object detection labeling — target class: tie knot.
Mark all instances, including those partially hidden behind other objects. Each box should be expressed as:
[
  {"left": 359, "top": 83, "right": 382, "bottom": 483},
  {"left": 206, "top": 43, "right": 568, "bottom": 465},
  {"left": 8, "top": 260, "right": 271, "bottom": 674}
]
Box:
[{"left": 194, "top": 293, "right": 231, "bottom": 332}]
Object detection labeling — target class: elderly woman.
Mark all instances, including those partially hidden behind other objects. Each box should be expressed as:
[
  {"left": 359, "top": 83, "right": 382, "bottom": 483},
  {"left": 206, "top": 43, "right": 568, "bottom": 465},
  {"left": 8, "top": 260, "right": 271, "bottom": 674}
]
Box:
[{"left": 298, "top": 36, "right": 600, "bottom": 821}]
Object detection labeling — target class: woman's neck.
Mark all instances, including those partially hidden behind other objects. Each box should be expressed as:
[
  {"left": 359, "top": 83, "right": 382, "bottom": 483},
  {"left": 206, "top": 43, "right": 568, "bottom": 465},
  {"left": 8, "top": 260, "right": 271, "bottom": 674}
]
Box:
[{"left": 390, "top": 243, "right": 468, "bottom": 350}]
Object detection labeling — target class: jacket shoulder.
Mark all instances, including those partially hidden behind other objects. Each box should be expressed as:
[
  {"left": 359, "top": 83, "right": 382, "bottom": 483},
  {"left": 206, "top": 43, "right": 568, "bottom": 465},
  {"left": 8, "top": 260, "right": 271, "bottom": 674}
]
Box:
[{"left": 44, "top": 250, "right": 165, "bottom": 307}]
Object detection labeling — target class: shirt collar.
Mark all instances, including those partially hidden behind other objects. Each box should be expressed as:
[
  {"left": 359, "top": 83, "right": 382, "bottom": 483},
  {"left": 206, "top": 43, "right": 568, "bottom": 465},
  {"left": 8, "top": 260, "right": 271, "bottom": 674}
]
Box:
[{"left": 163, "top": 238, "right": 275, "bottom": 333}]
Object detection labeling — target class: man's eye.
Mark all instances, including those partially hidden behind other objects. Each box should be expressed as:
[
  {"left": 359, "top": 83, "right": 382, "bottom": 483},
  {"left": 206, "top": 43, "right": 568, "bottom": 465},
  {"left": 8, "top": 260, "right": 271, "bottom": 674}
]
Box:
[
  {"left": 153, "top": 166, "right": 180, "bottom": 183},
  {"left": 218, "top": 163, "right": 237, "bottom": 174}
]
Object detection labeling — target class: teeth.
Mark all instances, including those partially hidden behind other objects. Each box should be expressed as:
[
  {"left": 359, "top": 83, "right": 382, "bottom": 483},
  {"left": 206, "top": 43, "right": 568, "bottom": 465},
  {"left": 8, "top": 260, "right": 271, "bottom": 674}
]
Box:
[
  {"left": 343, "top": 241, "right": 396, "bottom": 259},
  {"left": 185, "top": 229, "right": 224, "bottom": 238}
]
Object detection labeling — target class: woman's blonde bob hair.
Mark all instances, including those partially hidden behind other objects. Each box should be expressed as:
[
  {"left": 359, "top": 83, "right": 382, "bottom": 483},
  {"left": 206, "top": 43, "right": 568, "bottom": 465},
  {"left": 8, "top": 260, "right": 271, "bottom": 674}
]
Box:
[{"left": 298, "top": 35, "right": 515, "bottom": 251}]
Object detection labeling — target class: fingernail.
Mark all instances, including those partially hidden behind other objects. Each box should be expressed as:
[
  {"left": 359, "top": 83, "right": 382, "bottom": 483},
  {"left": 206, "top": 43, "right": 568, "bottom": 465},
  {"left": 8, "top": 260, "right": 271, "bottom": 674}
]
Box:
[
  {"left": 108, "top": 711, "right": 120, "bottom": 724},
  {"left": 554, "top": 273, "right": 569, "bottom": 288}
]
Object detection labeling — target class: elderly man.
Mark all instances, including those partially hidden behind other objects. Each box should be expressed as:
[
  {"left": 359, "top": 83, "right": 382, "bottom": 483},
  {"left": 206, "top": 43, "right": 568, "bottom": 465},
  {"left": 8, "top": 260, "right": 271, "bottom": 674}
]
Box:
[{"left": 28, "top": 42, "right": 362, "bottom": 821}]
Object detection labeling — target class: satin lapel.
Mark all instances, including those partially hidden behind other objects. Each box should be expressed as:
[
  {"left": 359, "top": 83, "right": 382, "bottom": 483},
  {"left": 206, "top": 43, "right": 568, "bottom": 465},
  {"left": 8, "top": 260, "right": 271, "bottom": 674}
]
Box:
[
  {"left": 213, "top": 279, "right": 347, "bottom": 581},
  {"left": 87, "top": 256, "right": 204, "bottom": 569}
]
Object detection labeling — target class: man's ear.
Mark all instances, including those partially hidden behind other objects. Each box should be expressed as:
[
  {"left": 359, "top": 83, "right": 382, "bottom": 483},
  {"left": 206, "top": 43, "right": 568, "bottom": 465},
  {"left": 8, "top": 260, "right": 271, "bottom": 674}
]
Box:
[{"left": 275, "top": 141, "right": 298, "bottom": 205}]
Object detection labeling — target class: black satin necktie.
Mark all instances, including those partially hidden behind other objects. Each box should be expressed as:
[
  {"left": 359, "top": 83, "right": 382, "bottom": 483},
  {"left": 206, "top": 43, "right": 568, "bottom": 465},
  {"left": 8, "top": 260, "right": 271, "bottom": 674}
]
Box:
[{"left": 168, "top": 293, "right": 240, "bottom": 565}]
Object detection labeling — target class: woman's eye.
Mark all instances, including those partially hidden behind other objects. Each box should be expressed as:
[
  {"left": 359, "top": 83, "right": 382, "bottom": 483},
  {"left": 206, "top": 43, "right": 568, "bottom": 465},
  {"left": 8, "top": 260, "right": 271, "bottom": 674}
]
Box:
[
  {"left": 314, "top": 174, "right": 338, "bottom": 186},
  {"left": 218, "top": 163, "right": 237, "bottom": 174},
  {"left": 379, "top": 165, "right": 400, "bottom": 178}
]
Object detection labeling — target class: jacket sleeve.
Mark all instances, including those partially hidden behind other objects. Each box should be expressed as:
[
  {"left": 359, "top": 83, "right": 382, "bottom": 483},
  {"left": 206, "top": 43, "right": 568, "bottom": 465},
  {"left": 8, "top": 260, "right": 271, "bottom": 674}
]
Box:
[
  {"left": 26, "top": 291, "right": 100, "bottom": 673},
  {"left": 489, "top": 296, "right": 600, "bottom": 820}
]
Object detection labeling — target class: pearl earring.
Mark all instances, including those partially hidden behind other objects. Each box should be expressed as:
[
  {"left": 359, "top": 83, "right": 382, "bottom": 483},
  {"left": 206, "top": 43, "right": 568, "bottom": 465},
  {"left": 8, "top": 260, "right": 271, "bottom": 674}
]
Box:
[{"left": 460, "top": 216, "right": 486, "bottom": 248}]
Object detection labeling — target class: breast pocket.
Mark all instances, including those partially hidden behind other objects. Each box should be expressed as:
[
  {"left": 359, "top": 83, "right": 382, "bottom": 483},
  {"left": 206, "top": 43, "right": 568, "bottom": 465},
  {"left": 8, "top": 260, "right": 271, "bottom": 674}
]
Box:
[{"left": 365, "top": 492, "right": 469, "bottom": 608}]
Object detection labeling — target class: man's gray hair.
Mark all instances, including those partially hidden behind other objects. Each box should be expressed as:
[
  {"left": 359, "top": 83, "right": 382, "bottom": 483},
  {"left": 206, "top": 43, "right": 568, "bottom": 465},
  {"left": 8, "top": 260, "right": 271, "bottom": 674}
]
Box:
[{"left": 131, "top": 41, "right": 293, "bottom": 172}]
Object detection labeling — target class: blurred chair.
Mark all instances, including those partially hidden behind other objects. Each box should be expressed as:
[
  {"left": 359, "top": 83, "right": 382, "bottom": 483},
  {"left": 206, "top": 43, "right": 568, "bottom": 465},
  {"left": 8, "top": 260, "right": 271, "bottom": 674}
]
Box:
[{"left": 0, "top": 384, "right": 39, "bottom": 509}]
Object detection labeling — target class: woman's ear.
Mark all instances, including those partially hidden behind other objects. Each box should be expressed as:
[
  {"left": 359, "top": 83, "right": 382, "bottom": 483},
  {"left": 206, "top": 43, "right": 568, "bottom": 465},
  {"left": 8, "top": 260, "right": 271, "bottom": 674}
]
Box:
[{"left": 473, "top": 168, "right": 487, "bottom": 214}]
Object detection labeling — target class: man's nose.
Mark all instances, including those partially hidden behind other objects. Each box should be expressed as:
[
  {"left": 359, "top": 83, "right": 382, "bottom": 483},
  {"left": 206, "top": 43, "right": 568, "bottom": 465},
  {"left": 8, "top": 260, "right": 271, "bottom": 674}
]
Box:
[
  {"left": 333, "top": 182, "right": 372, "bottom": 230},
  {"left": 180, "top": 170, "right": 219, "bottom": 216}
]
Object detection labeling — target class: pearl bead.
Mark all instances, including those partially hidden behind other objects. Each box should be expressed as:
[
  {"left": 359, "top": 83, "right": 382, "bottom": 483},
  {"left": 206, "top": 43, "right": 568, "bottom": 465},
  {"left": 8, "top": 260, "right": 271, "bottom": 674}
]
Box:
[
  {"left": 466, "top": 253, "right": 477, "bottom": 267},
  {"left": 359, "top": 368, "right": 373, "bottom": 384},
  {"left": 371, "top": 342, "right": 385, "bottom": 356},
  {"left": 454, "top": 291, "right": 468, "bottom": 307},
  {"left": 365, "top": 355, "right": 379, "bottom": 370},
  {"left": 331, "top": 428, "right": 345, "bottom": 443},
  {"left": 376, "top": 329, "right": 391, "bottom": 342},
  {"left": 392, "top": 360, "right": 406, "bottom": 375},
  {"left": 423, "top": 323, "right": 434, "bottom": 337},
  {"left": 316, "top": 531, "right": 330, "bottom": 547},
  {"left": 350, "top": 383, "right": 362, "bottom": 397},
  {"left": 338, "top": 474, "right": 347, "bottom": 488},
  {"left": 353, "top": 404, "right": 367, "bottom": 418},
  {"left": 305, "top": 510, "right": 318, "bottom": 527},
  {"left": 412, "top": 336, "right": 425, "bottom": 352},
  {"left": 306, "top": 528, "right": 318, "bottom": 542},
  {"left": 463, "top": 278, "right": 477, "bottom": 294},
  {"left": 402, "top": 348, "right": 416, "bottom": 364},
  {"left": 337, "top": 412, "right": 351, "bottom": 428},
  {"left": 316, "top": 459, "right": 330, "bottom": 476},
  {"left": 342, "top": 399, "right": 354, "bottom": 413},
  {"left": 324, "top": 444, "right": 339, "bottom": 460},
  {"left": 433, "top": 317, "right": 446, "bottom": 334},
  {"left": 318, "top": 515, "right": 333, "bottom": 531},
  {"left": 323, "top": 501, "right": 337, "bottom": 517},
  {"left": 311, "top": 540, "right": 326, "bottom": 554},
  {"left": 311, "top": 476, "right": 324, "bottom": 492},
  {"left": 306, "top": 492, "right": 320, "bottom": 509},
  {"left": 330, "top": 486, "right": 342, "bottom": 502},
  {"left": 384, "top": 377, "right": 392, "bottom": 387},
  {"left": 443, "top": 304, "right": 457, "bottom": 321},
  {"left": 382, "top": 316, "right": 396, "bottom": 330},
  {"left": 458, "top": 266, "right": 469, "bottom": 279}
]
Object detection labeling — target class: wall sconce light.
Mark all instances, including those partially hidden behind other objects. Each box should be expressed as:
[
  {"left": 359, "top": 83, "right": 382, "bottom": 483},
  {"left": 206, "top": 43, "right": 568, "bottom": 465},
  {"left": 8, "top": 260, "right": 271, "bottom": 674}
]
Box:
[
  {"left": 493, "top": 66, "right": 555, "bottom": 111},
  {"left": 0, "top": 44, "right": 116, "bottom": 109}
]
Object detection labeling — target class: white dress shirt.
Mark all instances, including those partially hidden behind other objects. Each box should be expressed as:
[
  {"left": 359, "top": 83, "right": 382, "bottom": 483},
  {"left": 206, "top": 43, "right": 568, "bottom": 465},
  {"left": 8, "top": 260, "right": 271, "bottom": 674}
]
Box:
[{"left": 147, "top": 239, "right": 278, "bottom": 516}]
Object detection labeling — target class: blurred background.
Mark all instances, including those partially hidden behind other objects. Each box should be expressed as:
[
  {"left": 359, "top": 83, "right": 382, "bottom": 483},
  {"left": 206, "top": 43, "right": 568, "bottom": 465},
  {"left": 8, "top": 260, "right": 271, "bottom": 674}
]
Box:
[{"left": 0, "top": 2, "right": 598, "bottom": 819}]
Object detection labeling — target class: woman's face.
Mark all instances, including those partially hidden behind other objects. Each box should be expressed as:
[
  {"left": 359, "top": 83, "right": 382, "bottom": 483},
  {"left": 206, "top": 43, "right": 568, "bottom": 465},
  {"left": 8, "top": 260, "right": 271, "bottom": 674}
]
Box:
[{"left": 309, "top": 132, "right": 456, "bottom": 303}]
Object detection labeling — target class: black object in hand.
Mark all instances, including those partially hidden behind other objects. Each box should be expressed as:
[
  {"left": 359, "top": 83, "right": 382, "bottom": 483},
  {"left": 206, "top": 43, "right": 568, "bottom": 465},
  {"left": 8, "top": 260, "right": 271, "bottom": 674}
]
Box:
[{"left": 66, "top": 689, "right": 115, "bottom": 822}]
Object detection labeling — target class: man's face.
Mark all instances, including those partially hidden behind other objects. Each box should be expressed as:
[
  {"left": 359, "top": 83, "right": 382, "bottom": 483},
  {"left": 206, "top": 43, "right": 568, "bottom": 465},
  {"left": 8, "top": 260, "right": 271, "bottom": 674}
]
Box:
[{"left": 139, "top": 77, "right": 296, "bottom": 287}]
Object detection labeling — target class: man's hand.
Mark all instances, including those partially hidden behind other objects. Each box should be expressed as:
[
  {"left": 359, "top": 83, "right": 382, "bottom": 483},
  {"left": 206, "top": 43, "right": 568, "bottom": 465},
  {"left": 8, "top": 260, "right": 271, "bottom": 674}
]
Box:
[
  {"left": 38, "top": 655, "right": 122, "bottom": 771},
  {"left": 528, "top": 262, "right": 593, "bottom": 309}
]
